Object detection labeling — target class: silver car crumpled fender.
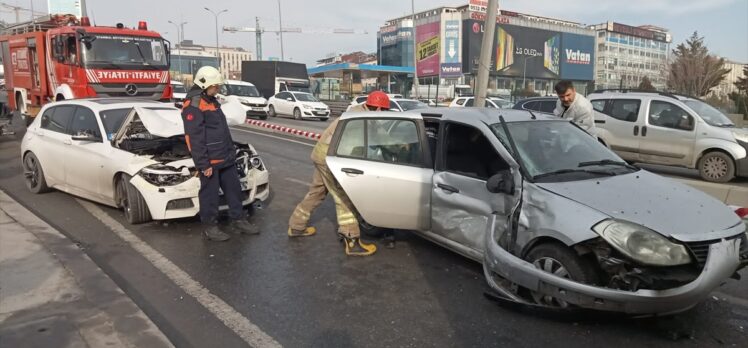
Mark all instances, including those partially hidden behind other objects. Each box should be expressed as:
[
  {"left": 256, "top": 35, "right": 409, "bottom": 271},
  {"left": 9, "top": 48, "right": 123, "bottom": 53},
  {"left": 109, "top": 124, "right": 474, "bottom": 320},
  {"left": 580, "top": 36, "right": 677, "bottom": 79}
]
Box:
[{"left": 482, "top": 213, "right": 744, "bottom": 316}]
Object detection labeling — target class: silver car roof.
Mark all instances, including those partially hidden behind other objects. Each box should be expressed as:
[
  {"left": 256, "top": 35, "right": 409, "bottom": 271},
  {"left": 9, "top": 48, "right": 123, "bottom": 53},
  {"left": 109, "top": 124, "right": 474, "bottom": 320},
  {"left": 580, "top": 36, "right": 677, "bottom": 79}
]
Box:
[{"left": 341, "top": 107, "right": 560, "bottom": 127}]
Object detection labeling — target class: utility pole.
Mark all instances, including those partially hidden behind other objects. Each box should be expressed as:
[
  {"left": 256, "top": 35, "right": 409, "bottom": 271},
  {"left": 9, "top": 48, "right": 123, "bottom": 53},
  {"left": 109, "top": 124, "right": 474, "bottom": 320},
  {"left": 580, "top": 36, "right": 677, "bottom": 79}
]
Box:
[
  {"left": 474, "top": 0, "right": 498, "bottom": 108},
  {"left": 277, "top": 0, "right": 285, "bottom": 60},
  {"left": 204, "top": 8, "right": 227, "bottom": 72},
  {"left": 411, "top": 0, "right": 419, "bottom": 99},
  {"left": 255, "top": 17, "right": 263, "bottom": 60},
  {"left": 169, "top": 20, "right": 187, "bottom": 81}
]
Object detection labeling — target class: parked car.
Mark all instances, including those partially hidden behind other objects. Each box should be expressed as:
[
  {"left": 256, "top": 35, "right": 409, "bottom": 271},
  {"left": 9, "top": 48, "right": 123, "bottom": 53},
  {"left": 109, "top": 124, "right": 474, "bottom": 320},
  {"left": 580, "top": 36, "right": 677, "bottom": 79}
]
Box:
[
  {"left": 588, "top": 90, "right": 748, "bottom": 182},
  {"left": 218, "top": 80, "right": 269, "bottom": 120},
  {"left": 324, "top": 107, "right": 747, "bottom": 315},
  {"left": 449, "top": 96, "right": 512, "bottom": 109},
  {"left": 20, "top": 99, "right": 270, "bottom": 224},
  {"left": 268, "top": 91, "right": 330, "bottom": 121},
  {"left": 512, "top": 96, "right": 558, "bottom": 114}
]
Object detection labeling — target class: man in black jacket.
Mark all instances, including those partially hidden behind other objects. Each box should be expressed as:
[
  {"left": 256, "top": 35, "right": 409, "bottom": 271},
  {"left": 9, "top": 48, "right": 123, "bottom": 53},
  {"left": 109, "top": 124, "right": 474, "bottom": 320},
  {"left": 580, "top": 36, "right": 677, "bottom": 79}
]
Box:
[{"left": 182, "top": 66, "right": 257, "bottom": 241}]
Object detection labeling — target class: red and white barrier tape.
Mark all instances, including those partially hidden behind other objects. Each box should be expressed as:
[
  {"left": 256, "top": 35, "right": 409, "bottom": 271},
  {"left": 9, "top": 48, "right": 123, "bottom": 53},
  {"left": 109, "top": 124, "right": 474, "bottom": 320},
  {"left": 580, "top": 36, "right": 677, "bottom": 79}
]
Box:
[{"left": 245, "top": 119, "right": 322, "bottom": 140}]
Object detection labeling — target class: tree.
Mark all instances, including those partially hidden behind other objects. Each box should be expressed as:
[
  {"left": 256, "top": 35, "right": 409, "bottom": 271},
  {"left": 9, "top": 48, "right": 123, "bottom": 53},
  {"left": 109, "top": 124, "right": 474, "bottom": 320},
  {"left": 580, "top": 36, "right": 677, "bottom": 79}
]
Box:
[
  {"left": 667, "top": 32, "right": 730, "bottom": 97},
  {"left": 638, "top": 76, "right": 656, "bottom": 91},
  {"left": 735, "top": 65, "right": 748, "bottom": 93}
]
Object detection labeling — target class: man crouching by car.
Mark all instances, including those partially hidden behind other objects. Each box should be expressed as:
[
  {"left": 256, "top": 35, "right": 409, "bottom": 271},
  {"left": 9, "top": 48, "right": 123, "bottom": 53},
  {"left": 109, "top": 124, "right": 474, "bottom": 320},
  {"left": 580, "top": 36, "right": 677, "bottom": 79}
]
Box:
[{"left": 182, "top": 66, "right": 258, "bottom": 241}]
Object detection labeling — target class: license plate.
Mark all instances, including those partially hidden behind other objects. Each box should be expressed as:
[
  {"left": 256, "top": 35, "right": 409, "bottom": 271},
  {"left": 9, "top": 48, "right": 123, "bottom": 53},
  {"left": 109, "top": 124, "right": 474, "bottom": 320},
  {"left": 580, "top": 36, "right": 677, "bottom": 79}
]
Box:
[{"left": 252, "top": 107, "right": 265, "bottom": 111}]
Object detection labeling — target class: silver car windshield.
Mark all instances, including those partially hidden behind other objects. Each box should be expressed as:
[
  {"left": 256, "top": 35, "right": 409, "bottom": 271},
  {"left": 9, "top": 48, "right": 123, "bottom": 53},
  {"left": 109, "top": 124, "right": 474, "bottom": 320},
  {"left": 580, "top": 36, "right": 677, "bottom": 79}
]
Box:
[
  {"left": 397, "top": 100, "right": 429, "bottom": 111},
  {"left": 682, "top": 100, "right": 735, "bottom": 127},
  {"left": 491, "top": 121, "right": 636, "bottom": 181}
]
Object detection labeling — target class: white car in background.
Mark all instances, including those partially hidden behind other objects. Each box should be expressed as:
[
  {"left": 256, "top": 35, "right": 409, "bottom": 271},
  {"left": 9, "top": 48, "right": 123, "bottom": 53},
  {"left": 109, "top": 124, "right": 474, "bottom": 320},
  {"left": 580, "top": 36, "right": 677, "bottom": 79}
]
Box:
[
  {"left": 268, "top": 91, "right": 330, "bottom": 121},
  {"left": 218, "top": 80, "right": 269, "bottom": 120},
  {"left": 171, "top": 80, "right": 187, "bottom": 108},
  {"left": 20, "top": 99, "right": 270, "bottom": 224},
  {"left": 449, "top": 96, "right": 513, "bottom": 109}
]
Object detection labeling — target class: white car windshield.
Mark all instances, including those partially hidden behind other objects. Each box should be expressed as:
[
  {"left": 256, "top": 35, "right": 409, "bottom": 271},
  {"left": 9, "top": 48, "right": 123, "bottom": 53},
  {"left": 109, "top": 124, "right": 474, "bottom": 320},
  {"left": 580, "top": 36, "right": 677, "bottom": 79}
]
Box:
[
  {"left": 492, "top": 121, "right": 636, "bottom": 181},
  {"left": 682, "top": 100, "right": 735, "bottom": 127},
  {"left": 224, "top": 84, "right": 261, "bottom": 97},
  {"left": 294, "top": 93, "right": 319, "bottom": 102}
]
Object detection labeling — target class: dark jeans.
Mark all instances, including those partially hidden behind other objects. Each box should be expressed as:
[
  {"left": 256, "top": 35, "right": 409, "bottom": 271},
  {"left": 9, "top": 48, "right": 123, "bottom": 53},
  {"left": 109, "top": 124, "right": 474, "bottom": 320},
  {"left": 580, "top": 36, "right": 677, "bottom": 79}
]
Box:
[{"left": 198, "top": 164, "right": 244, "bottom": 224}]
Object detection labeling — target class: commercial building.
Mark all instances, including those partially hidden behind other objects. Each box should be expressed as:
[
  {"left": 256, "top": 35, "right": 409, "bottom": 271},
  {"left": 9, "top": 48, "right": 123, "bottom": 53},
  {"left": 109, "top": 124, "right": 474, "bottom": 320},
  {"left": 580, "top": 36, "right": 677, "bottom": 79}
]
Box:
[
  {"left": 710, "top": 60, "right": 747, "bottom": 98},
  {"left": 378, "top": 3, "right": 598, "bottom": 97},
  {"left": 591, "top": 22, "right": 672, "bottom": 91},
  {"left": 171, "top": 40, "right": 252, "bottom": 82}
]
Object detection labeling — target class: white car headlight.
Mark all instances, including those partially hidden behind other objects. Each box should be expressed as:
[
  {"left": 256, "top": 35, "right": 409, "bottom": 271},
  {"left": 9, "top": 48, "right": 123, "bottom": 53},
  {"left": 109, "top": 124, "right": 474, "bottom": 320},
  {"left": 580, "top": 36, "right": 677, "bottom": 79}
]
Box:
[
  {"left": 139, "top": 164, "right": 194, "bottom": 186},
  {"left": 732, "top": 130, "right": 748, "bottom": 143},
  {"left": 593, "top": 220, "right": 692, "bottom": 266},
  {"left": 303, "top": 104, "right": 313, "bottom": 109}
]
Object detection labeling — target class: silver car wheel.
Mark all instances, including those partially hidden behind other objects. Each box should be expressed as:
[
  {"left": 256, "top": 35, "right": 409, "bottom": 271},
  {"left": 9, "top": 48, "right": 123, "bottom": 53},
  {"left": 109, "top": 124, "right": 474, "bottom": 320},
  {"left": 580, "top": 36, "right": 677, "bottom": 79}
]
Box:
[
  {"left": 531, "top": 257, "right": 571, "bottom": 308},
  {"left": 703, "top": 156, "right": 728, "bottom": 180}
]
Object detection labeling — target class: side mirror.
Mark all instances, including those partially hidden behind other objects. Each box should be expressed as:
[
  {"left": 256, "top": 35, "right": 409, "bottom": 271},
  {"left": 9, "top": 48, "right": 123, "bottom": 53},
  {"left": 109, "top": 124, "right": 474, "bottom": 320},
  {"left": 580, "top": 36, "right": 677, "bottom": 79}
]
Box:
[
  {"left": 71, "top": 130, "right": 100, "bottom": 142},
  {"left": 486, "top": 170, "right": 514, "bottom": 195}
]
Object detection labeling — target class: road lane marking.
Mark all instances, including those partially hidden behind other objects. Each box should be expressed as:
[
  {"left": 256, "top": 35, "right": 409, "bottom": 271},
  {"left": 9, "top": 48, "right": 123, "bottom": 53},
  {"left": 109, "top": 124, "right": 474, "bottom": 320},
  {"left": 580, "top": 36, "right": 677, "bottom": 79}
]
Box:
[
  {"left": 713, "top": 291, "right": 748, "bottom": 308},
  {"left": 232, "top": 127, "right": 314, "bottom": 148},
  {"left": 284, "top": 178, "right": 312, "bottom": 186},
  {"left": 77, "top": 199, "right": 282, "bottom": 348}
]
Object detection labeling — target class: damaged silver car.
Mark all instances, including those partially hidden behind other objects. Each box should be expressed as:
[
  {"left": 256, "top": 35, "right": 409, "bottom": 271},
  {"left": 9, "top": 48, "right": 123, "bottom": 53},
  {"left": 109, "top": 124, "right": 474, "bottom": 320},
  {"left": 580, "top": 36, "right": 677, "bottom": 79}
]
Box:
[{"left": 326, "top": 108, "right": 747, "bottom": 316}]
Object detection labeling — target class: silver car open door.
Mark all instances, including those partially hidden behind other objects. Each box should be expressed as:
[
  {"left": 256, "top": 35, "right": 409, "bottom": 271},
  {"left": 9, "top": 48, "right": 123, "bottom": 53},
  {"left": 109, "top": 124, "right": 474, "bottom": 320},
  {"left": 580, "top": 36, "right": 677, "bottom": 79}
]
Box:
[{"left": 326, "top": 115, "right": 433, "bottom": 231}]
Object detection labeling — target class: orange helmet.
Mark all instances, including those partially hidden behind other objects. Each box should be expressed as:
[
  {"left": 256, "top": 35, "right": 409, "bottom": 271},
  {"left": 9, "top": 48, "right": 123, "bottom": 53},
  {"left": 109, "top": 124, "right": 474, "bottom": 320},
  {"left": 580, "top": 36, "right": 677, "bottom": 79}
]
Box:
[{"left": 366, "top": 91, "right": 390, "bottom": 110}]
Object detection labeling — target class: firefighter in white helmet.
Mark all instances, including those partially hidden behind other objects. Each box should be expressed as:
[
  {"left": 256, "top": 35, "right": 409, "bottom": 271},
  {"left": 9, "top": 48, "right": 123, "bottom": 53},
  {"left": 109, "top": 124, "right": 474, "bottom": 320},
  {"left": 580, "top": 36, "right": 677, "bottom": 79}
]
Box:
[{"left": 182, "top": 66, "right": 257, "bottom": 241}]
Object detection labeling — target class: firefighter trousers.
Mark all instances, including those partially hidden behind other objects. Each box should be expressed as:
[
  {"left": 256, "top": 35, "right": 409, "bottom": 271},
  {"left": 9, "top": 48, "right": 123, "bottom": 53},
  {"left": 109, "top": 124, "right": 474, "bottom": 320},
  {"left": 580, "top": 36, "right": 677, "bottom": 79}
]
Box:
[{"left": 288, "top": 163, "right": 360, "bottom": 238}]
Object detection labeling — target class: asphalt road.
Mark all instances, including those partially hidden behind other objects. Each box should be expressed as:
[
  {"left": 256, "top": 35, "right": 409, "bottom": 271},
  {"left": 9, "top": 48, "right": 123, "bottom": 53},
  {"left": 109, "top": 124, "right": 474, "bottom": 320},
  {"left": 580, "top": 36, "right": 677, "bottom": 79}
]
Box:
[
  {"left": 260, "top": 114, "right": 331, "bottom": 133},
  {"left": 1, "top": 119, "right": 747, "bottom": 347}
]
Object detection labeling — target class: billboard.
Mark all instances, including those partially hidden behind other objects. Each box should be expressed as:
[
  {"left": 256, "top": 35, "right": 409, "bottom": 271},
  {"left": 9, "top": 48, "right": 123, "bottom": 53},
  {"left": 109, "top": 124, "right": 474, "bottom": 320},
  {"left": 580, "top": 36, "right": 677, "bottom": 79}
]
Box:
[
  {"left": 416, "top": 22, "right": 440, "bottom": 77},
  {"left": 48, "top": 0, "right": 83, "bottom": 17},
  {"left": 441, "top": 20, "right": 462, "bottom": 78},
  {"left": 464, "top": 19, "right": 594, "bottom": 81}
]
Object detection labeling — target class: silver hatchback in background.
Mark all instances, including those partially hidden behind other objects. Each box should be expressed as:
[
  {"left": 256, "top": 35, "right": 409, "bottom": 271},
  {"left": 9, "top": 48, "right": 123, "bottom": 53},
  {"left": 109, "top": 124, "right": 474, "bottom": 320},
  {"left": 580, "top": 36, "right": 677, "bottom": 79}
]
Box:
[{"left": 588, "top": 90, "right": 748, "bottom": 182}]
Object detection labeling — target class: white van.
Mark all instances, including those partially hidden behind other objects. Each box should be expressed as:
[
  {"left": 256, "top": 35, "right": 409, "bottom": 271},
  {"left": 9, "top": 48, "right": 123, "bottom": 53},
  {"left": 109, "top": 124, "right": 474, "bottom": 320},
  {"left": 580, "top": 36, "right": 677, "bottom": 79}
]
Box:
[
  {"left": 588, "top": 90, "right": 748, "bottom": 182},
  {"left": 218, "top": 80, "right": 269, "bottom": 120}
]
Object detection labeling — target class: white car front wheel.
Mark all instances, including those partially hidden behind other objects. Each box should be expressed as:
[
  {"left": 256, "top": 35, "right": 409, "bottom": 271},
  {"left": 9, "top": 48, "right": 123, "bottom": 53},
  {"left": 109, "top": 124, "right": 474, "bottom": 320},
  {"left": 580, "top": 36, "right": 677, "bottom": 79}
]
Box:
[{"left": 118, "top": 174, "right": 152, "bottom": 224}]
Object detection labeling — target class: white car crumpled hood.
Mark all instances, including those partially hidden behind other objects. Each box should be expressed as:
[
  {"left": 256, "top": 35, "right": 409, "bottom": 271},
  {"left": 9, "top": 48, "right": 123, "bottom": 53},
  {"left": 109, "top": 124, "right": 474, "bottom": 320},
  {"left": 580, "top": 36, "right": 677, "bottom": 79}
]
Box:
[{"left": 128, "top": 101, "right": 247, "bottom": 140}]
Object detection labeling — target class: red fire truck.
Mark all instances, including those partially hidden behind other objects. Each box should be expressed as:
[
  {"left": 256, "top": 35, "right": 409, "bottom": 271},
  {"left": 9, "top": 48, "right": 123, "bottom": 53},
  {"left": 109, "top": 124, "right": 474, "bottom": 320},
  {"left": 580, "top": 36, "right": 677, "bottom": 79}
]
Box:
[{"left": 0, "top": 15, "right": 172, "bottom": 125}]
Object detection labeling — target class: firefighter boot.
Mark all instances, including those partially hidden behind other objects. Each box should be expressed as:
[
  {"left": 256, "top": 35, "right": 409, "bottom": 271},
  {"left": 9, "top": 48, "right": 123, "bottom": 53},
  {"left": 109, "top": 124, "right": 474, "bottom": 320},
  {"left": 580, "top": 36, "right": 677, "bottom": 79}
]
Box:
[
  {"left": 288, "top": 226, "right": 317, "bottom": 237},
  {"left": 341, "top": 235, "right": 377, "bottom": 256},
  {"left": 203, "top": 225, "right": 231, "bottom": 242},
  {"left": 229, "top": 219, "right": 260, "bottom": 235}
]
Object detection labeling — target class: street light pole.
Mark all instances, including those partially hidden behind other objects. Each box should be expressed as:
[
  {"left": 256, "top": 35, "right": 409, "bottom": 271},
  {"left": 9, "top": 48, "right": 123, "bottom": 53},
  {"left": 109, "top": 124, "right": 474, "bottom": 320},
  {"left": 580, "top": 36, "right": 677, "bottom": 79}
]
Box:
[
  {"left": 204, "top": 8, "right": 227, "bottom": 72},
  {"left": 277, "top": 0, "right": 285, "bottom": 60},
  {"left": 411, "top": 0, "right": 419, "bottom": 99},
  {"left": 169, "top": 20, "right": 187, "bottom": 82},
  {"left": 522, "top": 55, "right": 538, "bottom": 90}
]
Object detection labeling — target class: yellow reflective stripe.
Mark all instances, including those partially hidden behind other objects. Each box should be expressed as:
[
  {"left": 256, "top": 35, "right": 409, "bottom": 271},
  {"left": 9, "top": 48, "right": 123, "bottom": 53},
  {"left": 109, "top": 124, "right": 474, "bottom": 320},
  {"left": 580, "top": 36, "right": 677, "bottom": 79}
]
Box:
[
  {"left": 294, "top": 208, "right": 310, "bottom": 218},
  {"left": 338, "top": 217, "right": 358, "bottom": 225}
]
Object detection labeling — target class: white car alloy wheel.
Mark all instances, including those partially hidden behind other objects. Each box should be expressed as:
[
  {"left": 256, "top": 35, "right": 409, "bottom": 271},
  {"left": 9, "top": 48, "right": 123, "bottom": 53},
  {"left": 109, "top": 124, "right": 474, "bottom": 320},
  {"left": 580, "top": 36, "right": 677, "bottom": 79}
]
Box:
[{"left": 699, "top": 151, "right": 735, "bottom": 182}]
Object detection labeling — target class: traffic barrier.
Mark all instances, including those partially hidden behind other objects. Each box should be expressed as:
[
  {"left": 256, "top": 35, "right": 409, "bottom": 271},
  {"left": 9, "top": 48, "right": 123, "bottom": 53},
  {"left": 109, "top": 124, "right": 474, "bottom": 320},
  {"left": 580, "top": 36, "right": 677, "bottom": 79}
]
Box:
[{"left": 245, "top": 119, "right": 322, "bottom": 140}]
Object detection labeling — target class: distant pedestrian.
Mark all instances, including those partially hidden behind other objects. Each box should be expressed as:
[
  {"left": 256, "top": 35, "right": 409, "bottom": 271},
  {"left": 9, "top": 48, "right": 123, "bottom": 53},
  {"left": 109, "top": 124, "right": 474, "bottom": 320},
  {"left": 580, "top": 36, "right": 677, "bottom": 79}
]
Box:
[
  {"left": 287, "top": 91, "right": 392, "bottom": 256},
  {"left": 553, "top": 80, "right": 596, "bottom": 136}
]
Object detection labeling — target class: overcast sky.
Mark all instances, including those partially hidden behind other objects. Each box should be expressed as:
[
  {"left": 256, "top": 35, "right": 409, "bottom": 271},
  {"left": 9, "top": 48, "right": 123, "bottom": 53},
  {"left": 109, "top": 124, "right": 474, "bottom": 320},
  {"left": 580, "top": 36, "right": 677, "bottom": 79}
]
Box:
[{"left": 6, "top": 0, "right": 748, "bottom": 65}]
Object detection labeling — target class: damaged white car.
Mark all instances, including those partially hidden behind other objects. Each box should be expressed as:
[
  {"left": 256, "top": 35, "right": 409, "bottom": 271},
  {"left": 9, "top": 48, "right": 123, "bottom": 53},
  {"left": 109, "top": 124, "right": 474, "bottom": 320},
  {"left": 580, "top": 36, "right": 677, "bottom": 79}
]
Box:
[
  {"left": 327, "top": 108, "right": 747, "bottom": 316},
  {"left": 20, "top": 99, "right": 270, "bottom": 224}
]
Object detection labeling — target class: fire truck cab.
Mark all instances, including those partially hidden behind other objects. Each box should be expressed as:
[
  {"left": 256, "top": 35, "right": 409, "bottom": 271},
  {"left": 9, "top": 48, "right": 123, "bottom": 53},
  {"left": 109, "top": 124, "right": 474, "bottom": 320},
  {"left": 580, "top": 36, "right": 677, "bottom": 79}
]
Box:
[{"left": 0, "top": 15, "right": 171, "bottom": 124}]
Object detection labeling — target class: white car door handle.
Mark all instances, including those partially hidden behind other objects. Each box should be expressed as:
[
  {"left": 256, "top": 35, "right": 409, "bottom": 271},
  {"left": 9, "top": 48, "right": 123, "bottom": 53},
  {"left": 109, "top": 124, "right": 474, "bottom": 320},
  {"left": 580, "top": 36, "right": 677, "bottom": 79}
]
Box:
[{"left": 341, "top": 168, "right": 364, "bottom": 175}]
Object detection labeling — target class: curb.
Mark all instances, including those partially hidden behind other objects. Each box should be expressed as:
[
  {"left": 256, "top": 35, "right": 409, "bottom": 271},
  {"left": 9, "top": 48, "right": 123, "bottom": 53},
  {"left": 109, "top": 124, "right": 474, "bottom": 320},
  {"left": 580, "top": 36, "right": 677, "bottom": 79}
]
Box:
[{"left": 244, "top": 119, "right": 321, "bottom": 140}]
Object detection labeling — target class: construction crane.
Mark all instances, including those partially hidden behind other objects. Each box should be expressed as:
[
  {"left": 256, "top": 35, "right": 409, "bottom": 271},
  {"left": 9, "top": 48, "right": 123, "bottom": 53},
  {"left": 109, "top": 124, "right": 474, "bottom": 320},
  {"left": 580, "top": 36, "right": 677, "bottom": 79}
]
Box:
[
  {"left": 224, "top": 17, "right": 368, "bottom": 61},
  {"left": 0, "top": 2, "right": 47, "bottom": 23}
]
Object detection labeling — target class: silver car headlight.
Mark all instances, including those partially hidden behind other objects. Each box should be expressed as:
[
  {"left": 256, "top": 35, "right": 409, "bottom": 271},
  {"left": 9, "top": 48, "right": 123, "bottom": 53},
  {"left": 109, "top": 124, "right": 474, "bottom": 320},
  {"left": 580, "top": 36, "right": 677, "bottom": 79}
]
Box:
[
  {"left": 139, "top": 164, "right": 193, "bottom": 186},
  {"left": 593, "top": 219, "right": 692, "bottom": 266},
  {"left": 250, "top": 156, "right": 265, "bottom": 171}
]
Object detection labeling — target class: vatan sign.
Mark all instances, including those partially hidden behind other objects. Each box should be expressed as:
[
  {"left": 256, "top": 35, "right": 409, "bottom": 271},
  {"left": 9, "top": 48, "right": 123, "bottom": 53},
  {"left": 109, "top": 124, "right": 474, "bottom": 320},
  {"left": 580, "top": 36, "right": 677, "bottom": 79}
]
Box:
[
  {"left": 441, "top": 20, "right": 462, "bottom": 78},
  {"left": 47, "top": 0, "right": 83, "bottom": 17},
  {"left": 416, "top": 21, "right": 440, "bottom": 77}
]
